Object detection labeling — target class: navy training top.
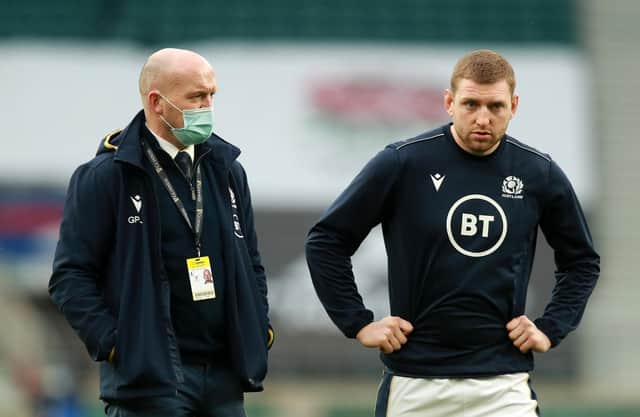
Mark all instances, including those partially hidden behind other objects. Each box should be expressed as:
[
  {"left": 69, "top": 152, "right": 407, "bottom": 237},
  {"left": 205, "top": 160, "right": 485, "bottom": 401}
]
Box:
[{"left": 305, "top": 124, "right": 600, "bottom": 377}]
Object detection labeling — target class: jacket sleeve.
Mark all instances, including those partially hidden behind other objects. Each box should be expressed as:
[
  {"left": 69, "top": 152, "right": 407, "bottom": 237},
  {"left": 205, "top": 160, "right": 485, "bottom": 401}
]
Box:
[
  {"left": 48, "top": 159, "right": 118, "bottom": 361},
  {"left": 234, "top": 163, "right": 273, "bottom": 346},
  {"left": 305, "top": 147, "right": 401, "bottom": 338},
  {"left": 535, "top": 160, "right": 600, "bottom": 347}
]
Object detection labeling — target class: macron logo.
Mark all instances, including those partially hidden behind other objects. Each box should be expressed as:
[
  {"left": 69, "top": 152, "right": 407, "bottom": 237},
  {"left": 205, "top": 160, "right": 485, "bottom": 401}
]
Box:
[
  {"left": 130, "top": 195, "right": 142, "bottom": 213},
  {"left": 430, "top": 173, "right": 445, "bottom": 191}
]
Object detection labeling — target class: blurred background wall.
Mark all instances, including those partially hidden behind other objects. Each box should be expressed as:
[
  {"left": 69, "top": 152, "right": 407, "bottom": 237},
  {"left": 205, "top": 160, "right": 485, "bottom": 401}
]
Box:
[{"left": 0, "top": 1, "right": 638, "bottom": 416}]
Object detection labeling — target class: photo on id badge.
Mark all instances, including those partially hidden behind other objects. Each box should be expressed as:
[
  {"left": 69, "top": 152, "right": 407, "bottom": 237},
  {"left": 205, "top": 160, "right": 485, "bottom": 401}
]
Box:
[{"left": 187, "top": 256, "right": 216, "bottom": 301}]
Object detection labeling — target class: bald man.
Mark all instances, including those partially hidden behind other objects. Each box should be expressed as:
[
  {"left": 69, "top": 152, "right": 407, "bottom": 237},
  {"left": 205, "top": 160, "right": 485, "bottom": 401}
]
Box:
[{"left": 50, "top": 48, "right": 273, "bottom": 417}]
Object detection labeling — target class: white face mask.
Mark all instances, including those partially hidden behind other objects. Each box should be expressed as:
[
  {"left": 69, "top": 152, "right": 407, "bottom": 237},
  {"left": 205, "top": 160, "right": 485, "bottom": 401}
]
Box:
[{"left": 159, "top": 94, "right": 214, "bottom": 145}]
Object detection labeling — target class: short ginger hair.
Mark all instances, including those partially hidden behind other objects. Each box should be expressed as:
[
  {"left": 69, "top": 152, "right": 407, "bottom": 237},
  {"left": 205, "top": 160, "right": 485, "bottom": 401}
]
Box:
[{"left": 450, "top": 49, "right": 516, "bottom": 95}]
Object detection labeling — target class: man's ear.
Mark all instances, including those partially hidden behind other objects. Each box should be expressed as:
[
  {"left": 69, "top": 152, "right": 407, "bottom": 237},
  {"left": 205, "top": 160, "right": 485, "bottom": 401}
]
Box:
[
  {"left": 510, "top": 94, "right": 519, "bottom": 119},
  {"left": 444, "top": 89, "right": 454, "bottom": 117},
  {"left": 148, "top": 91, "right": 162, "bottom": 114}
]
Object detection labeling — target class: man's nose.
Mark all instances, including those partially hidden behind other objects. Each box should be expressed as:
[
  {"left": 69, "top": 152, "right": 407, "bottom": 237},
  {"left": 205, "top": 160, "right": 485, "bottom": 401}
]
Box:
[
  {"left": 200, "top": 95, "right": 213, "bottom": 108},
  {"left": 476, "top": 107, "right": 491, "bottom": 126}
]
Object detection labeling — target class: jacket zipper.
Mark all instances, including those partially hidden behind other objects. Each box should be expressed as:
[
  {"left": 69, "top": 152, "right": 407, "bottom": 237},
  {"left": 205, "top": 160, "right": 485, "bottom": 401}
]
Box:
[{"left": 118, "top": 159, "right": 183, "bottom": 385}]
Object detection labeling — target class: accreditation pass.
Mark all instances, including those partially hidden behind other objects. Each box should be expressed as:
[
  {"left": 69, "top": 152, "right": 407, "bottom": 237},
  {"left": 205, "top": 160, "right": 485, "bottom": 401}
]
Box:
[{"left": 186, "top": 256, "right": 216, "bottom": 301}]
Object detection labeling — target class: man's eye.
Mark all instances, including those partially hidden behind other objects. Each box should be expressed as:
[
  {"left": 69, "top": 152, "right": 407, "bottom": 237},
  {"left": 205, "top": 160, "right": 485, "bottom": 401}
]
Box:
[{"left": 464, "top": 102, "right": 477, "bottom": 109}]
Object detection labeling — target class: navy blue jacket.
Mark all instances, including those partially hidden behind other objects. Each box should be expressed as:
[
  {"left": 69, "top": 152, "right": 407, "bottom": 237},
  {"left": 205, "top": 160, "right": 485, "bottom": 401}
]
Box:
[
  {"left": 49, "top": 111, "right": 273, "bottom": 400},
  {"left": 306, "top": 124, "right": 599, "bottom": 377}
]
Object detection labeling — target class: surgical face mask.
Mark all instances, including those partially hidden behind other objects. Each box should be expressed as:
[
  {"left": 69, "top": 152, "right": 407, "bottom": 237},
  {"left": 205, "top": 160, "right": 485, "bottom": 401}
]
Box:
[{"left": 159, "top": 94, "right": 214, "bottom": 146}]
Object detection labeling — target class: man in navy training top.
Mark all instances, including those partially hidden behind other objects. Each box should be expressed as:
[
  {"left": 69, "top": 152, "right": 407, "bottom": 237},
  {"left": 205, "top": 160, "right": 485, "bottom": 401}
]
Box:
[
  {"left": 305, "top": 49, "right": 599, "bottom": 417},
  {"left": 50, "top": 48, "right": 274, "bottom": 417}
]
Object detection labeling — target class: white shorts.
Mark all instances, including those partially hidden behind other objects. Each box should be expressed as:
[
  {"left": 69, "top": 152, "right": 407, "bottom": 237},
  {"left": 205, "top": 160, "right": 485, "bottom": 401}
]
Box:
[{"left": 375, "top": 371, "right": 539, "bottom": 417}]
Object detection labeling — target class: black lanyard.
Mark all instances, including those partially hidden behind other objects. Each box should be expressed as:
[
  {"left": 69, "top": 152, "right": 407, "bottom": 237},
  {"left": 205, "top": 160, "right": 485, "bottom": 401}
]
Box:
[{"left": 142, "top": 139, "right": 204, "bottom": 257}]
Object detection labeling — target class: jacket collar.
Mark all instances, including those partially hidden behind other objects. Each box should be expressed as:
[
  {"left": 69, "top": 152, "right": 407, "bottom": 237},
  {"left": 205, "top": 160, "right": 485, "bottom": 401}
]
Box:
[{"left": 99, "top": 110, "right": 241, "bottom": 171}]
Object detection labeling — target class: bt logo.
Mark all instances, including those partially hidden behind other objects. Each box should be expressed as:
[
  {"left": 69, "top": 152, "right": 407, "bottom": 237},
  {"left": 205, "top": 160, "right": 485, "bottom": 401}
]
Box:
[
  {"left": 460, "top": 213, "right": 495, "bottom": 238},
  {"left": 446, "top": 194, "right": 507, "bottom": 257}
]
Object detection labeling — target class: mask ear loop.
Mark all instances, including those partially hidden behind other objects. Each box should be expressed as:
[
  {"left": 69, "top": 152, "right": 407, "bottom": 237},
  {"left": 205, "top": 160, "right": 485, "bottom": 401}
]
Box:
[
  {"left": 158, "top": 93, "right": 184, "bottom": 113},
  {"left": 157, "top": 93, "right": 184, "bottom": 130},
  {"left": 159, "top": 115, "right": 177, "bottom": 130}
]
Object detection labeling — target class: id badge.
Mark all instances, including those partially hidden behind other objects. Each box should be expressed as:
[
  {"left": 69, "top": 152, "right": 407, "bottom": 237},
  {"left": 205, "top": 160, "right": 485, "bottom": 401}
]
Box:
[{"left": 186, "top": 256, "right": 216, "bottom": 301}]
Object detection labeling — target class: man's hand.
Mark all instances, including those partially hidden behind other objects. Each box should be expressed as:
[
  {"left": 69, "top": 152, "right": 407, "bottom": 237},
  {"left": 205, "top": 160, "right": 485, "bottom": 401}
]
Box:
[
  {"left": 356, "top": 316, "right": 414, "bottom": 354},
  {"left": 506, "top": 315, "right": 551, "bottom": 353}
]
